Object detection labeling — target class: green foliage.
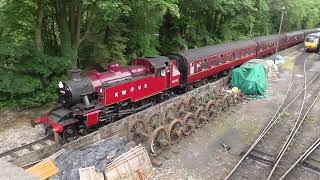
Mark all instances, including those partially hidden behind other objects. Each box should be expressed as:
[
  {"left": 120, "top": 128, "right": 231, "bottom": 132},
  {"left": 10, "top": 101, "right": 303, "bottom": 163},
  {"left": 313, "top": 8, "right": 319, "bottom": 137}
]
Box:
[{"left": 0, "top": 0, "right": 319, "bottom": 109}]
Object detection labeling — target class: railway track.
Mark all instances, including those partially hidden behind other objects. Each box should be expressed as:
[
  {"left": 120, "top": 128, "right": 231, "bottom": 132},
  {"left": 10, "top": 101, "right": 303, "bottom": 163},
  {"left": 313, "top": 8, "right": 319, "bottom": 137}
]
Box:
[
  {"left": 0, "top": 137, "right": 53, "bottom": 162},
  {"left": 225, "top": 52, "right": 320, "bottom": 179}
]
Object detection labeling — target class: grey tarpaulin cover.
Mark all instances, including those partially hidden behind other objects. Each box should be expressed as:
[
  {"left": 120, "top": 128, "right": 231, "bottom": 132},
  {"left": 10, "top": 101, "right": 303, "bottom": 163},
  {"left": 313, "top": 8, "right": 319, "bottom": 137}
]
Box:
[{"left": 50, "top": 138, "right": 128, "bottom": 180}]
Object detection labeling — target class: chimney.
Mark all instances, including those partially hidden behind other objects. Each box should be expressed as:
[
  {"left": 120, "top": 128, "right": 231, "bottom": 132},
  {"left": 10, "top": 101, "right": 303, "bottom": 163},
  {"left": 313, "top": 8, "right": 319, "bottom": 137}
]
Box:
[{"left": 70, "top": 69, "right": 81, "bottom": 81}]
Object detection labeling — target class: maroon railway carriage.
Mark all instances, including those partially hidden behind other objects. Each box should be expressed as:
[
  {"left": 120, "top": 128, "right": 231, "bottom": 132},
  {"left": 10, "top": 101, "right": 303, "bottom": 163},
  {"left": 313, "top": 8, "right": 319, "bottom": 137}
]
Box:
[
  {"left": 167, "top": 40, "right": 257, "bottom": 89},
  {"left": 34, "top": 57, "right": 180, "bottom": 142},
  {"left": 285, "top": 31, "right": 304, "bottom": 48},
  {"left": 253, "top": 34, "right": 287, "bottom": 58}
]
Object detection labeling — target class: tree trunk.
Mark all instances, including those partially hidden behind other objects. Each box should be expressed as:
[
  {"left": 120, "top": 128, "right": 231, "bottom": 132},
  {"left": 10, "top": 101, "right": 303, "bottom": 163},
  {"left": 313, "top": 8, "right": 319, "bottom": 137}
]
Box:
[
  {"left": 56, "top": 0, "right": 73, "bottom": 61},
  {"left": 35, "top": 0, "right": 44, "bottom": 52}
]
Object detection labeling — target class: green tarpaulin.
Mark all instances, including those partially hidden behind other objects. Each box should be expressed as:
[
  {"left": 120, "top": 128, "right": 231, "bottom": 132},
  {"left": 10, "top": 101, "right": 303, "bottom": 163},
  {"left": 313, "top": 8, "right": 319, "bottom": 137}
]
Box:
[{"left": 231, "top": 63, "right": 267, "bottom": 96}]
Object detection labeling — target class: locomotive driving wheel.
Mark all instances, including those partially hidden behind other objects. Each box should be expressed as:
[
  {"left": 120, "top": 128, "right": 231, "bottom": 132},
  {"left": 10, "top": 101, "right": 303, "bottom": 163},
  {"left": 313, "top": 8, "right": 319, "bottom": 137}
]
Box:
[
  {"left": 194, "top": 107, "right": 207, "bottom": 128},
  {"left": 176, "top": 101, "right": 187, "bottom": 118},
  {"left": 205, "top": 100, "right": 218, "bottom": 119},
  {"left": 168, "top": 119, "right": 183, "bottom": 144},
  {"left": 162, "top": 106, "right": 175, "bottom": 125},
  {"left": 182, "top": 113, "right": 196, "bottom": 136},
  {"left": 62, "top": 126, "right": 78, "bottom": 143},
  {"left": 146, "top": 112, "right": 162, "bottom": 133},
  {"left": 149, "top": 126, "right": 170, "bottom": 154},
  {"left": 127, "top": 119, "right": 148, "bottom": 143},
  {"left": 221, "top": 96, "right": 230, "bottom": 111}
]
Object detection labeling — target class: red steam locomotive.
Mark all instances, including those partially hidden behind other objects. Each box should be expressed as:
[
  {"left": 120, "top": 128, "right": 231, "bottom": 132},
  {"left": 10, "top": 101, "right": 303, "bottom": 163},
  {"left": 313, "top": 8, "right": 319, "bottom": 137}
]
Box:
[{"left": 33, "top": 29, "right": 318, "bottom": 143}]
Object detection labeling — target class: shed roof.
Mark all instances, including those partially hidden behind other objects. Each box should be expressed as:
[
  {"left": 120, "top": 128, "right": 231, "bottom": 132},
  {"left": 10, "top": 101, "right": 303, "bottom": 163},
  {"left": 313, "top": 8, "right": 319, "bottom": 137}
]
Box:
[{"left": 179, "top": 40, "right": 257, "bottom": 61}]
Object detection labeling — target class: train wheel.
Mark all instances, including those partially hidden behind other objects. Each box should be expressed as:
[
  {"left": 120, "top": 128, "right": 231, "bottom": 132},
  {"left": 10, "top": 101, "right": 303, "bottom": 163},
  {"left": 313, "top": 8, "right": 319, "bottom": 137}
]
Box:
[
  {"left": 149, "top": 127, "right": 170, "bottom": 154},
  {"left": 168, "top": 119, "right": 183, "bottom": 145},
  {"left": 182, "top": 113, "right": 195, "bottom": 136},
  {"left": 205, "top": 100, "right": 218, "bottom": 119},
  {"left": 127, "top": 119, "right": 148, "bottom": 143},
  {"left": 228, "top": 95, "right": 235, "bottom": 107},
  {"left": 188, "top": 96, "right": 197, "bottom": 106},
  {"left": 194, "top": 107, "right": 207, "bottom": 128},
  {"left": 176, "top": 101, "right": 187, "bottom": 118},
  {"left": 162, "top": 106, "right": 175, "bottom": 125},
  {"left": 62, "top": 126, "right": 78, "bottom": 143},
  {"left": 222, "top": 96, "right": 230, "bottom": 111},
  {"left": 146, "top": 113, "right": 162, "bottom": 133},
  {"left": 232, "top": 94, "right": 239, "bottom": 104}
]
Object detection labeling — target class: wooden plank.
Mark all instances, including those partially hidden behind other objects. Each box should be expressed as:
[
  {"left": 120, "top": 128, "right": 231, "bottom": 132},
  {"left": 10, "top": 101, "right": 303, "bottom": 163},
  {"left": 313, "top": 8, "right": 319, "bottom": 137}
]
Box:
[{"left": 25, "top": 160, "right": 58, "bottom": 180}]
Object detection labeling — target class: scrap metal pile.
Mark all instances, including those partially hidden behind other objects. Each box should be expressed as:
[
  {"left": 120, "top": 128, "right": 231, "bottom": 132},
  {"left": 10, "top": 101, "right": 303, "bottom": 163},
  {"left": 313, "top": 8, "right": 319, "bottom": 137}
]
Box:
[{"left": 127, "top": 87, "right": 243, "bottom": 155}]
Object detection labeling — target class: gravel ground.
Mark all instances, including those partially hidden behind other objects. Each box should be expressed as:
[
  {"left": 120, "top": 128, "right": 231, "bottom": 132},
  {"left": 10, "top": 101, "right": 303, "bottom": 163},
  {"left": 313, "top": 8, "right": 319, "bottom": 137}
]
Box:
[
  {"left": 0, "top": 110, "right": 46, "bottom": 153},
  {"left": 154, "top": 49, "right": 320, "bottom": 180}
]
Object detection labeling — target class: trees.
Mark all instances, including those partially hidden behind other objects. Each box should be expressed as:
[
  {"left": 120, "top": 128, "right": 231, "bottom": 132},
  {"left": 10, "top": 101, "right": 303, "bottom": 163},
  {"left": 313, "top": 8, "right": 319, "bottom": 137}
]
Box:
[{"left": 0, "top": 0, "right": 319, "bottom": 109}]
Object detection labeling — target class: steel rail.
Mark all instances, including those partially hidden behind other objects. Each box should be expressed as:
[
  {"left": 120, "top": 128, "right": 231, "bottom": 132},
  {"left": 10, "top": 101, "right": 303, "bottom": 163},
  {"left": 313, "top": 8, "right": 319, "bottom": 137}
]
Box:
[
  {"left": 279, "top": 89, "right": 320, "bottom": 179},
  {"left": 0, "top": 137, "right": 51, "bottom": 160},
  {"left": 267, "top": 54, "right": 313, "bottom": 179},
  {"left": 225, "top": 57, "right": 319, "bottom": 180}
]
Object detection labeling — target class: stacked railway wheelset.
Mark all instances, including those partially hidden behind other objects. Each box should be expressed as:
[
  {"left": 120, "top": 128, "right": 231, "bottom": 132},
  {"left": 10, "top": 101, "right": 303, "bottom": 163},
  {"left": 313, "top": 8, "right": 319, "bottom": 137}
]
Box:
[{"left": 127, "top": 87, "right": 243, "bottom": 155}]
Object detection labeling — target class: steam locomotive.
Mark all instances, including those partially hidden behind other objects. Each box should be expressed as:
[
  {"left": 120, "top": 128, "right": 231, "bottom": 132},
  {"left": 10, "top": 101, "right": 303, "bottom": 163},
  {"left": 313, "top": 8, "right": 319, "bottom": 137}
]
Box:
[{"left": 33, "top": 29, "right": 318, "bottom": 143}]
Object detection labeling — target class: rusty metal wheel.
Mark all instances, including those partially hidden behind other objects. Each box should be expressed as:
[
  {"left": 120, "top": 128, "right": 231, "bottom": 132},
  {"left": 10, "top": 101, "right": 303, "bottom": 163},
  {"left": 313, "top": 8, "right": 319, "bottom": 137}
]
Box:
[
  {"left": 215, "top": 99, "right": 223, "bottom": 113},
  {"left": 149, "top": 126, "right": 170, "bottom": 154},
  {"left": 205, "top": 100, "right": 218, "bottom": 119},
  {"left": 146, "top": 112, "right": 162, "bottom": 133},
  {"left": 203, "top": 93, "right": 211, "bottom": 103},
  {"left": 188, "top": 96, "right": 197, "bottom": 106},
  {"left": 127, "top": 119, "right": 148, "bottom": 142},
  {"left": 182, "top": 113, "right": 196, "bottom": 136},
  {"left": 194, "top": 107, "right": 207, "bottom": 128},
  {"left": 232, "top": 94, "right": 239, "bottom": 104},
  {"left": 168, "top": 119, "right": 183, "bottom": 144},
  {"left": 176, "top": 101, "right": 187, "bottom": 118},
  {"left": 221, "top": 97, "right": 230, "bottom": 111},
  {"left": 176, "top": 101, "right": 187, "bottom": 112},
  {"left": 162, "top": 106, "right": 175, "bottom": 125},
  {"left": 228, "top": 95, "right": 235, "bottom": 107},
  {"left": 214, "top": 88, "right": 223, "bottom": 96}
]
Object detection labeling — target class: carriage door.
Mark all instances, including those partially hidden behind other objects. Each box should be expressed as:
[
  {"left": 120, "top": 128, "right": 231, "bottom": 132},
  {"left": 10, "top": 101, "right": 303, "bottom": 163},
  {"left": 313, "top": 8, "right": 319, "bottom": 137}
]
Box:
[
  {"left": 164, "top": 62, "right": 171, "bottom": 88},
  {"left": 169, "top": 61, "right": 180, "bottom": 88}
]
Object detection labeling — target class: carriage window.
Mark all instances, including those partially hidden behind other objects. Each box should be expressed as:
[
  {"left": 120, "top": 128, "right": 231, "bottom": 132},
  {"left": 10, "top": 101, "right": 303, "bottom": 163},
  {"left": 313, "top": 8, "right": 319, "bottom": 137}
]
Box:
[
  {"left": 226, "top": 53, "right": 232, "bottom": 62},
  {"left": 203, "top": 59, "right": 208, "bottom": 70},
  {"left": 235, "top": 51, "right": 241, "bottom": 59},
  {"left": 252, "top": 48, "right": 256, "bottom": 54},
  {"left": 190, "top": 63, "right": 195, "bottom": 75},
  {"left": 212, "top": 56, "right": 217, "bottom": 66},
  {"left": 246, "top": 49, "right": 251, "bottom": 56},
  {"left": 220, "top": 54, "right": 224, "bottom": 64},
  {"left": 196, "top": 62, "right": 201, "bottom": 71},
  {"left": 241, "top": 50, "right": 246, "bottom": 57}
]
